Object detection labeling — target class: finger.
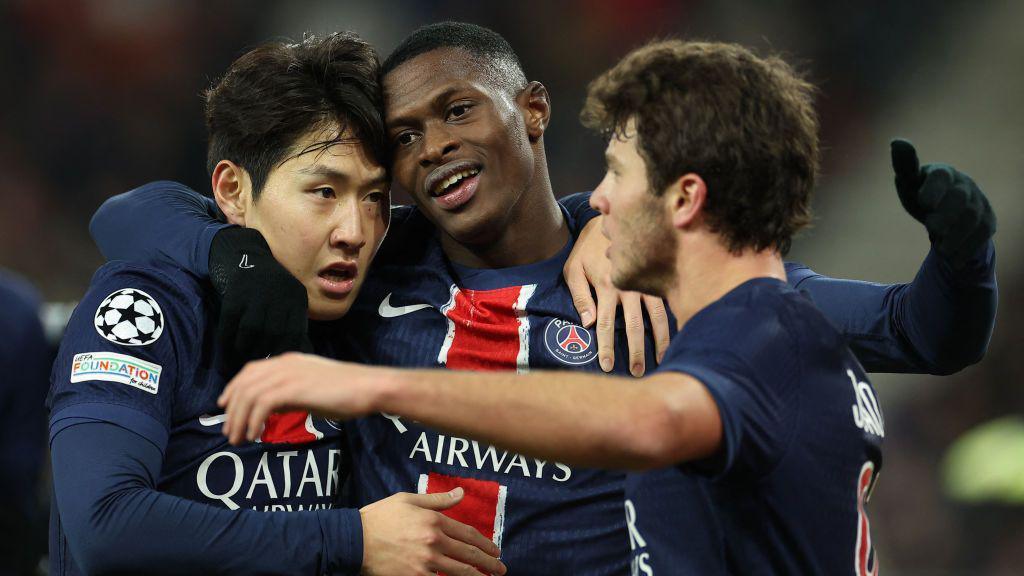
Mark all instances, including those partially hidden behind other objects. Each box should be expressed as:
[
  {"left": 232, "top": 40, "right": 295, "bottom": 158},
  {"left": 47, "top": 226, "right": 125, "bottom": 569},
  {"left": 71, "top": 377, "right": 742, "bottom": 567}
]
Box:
[
  {"left": 890, "top": 139, "right": 920, "bottom": 182},
  {"left": 643, "top": 294, "right": 671, "bottom": 364},
  {"left": 436, "top": 534, "right": 506, "bottom": 575},
  {"left": 621, "top": 292, "right": 645, "bottom": 377},
  {"left": 440, "top": 515, "right": 501, "bottom": 558},
  {"left": 244, "top": 381, "right": 286, "bottom": 443},
  {"left": 226, "top": 370, "right": 266, "bottom": 445},
  {"left": 564, "top": 260, "right": 597, "bottom": 328},
  {"left": 595, "top": 282, "right": 618, "bottom": 373},
  {"left": 406, "top": 487, "right": 465, "bottom": 511},
  {"left": 917, "top": 165, "right": 956, "bottom": 214}
]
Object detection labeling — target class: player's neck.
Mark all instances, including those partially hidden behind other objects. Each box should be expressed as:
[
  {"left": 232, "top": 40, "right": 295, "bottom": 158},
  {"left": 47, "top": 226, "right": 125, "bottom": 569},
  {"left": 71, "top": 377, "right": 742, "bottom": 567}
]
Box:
[
  {"left": 440, "top": 166, "right": 568, "bottom": 269},
  {"left": 667, "top": 236, "right": 786, "bottom": 330}
]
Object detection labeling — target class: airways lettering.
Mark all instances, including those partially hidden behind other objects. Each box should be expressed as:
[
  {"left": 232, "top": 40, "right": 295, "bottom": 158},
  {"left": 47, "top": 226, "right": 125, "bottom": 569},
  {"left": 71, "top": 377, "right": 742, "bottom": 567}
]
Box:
[{"left": 408, "top": 430, "right": 572, "bottom": 482}]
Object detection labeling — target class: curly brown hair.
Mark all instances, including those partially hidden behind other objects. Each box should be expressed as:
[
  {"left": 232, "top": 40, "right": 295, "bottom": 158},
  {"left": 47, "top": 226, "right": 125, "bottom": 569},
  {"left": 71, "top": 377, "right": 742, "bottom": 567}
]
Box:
[{"left": 581, "top": 40, "right": 819, "bottom": 254}]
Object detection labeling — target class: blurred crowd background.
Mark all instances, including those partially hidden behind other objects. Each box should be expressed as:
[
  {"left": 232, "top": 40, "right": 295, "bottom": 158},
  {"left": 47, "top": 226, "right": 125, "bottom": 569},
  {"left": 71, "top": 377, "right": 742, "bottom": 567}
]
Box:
[{"left": 0, "top": 1, "right": 1020, "bottom": 574}]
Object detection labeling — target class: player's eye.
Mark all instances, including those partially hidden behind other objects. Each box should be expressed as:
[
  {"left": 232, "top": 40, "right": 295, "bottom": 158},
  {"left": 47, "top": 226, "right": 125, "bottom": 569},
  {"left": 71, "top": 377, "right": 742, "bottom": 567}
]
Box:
[
  {"left": 394, "top": 131, "right": 419, "bottom": 147},
  {"left": 314, "top": 187, "right": 336, "bottom": 199},
  {"left": 364, "top": 191, "right": 386, "bottom": 204},
  {"left": 446, "top": 102, "right": 473, "bottom": 121}
]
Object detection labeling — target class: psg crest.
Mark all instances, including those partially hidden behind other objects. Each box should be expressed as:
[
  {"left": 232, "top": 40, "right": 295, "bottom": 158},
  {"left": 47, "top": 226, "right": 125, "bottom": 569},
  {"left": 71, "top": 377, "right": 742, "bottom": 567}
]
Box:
[
  {"left": 543, "top": 318, "right": 596, "bottom": 366},
  {"left": 94, "top": 288, "right": 165, "bottom": 346}
]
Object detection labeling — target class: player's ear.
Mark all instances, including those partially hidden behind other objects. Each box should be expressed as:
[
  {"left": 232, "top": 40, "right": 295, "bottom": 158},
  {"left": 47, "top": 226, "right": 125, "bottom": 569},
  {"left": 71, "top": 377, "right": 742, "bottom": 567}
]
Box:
[
  {"left": 518, "top": 81, "right": 550, "bottom": 143},
  {"left": 211, "top": 160, "right": 252, "bottom": 226},
  {"left": 667, "top": 173, "right": 706, "bottom": 230}
]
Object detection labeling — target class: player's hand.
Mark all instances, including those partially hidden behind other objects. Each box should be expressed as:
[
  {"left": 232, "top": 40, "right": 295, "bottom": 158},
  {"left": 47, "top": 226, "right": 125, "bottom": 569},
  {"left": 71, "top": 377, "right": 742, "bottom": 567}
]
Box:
[
  {"left": 218, "top": 353, "right": 374, "bottom": 444},
  {"left": 360, "top": 489, "right": 506, "bottom": 576},
  {"left": 564, "top": 215, "right": 670, "bottom": 377},
  {"left": 891, "top": 139, "right": 996, "bottom": 270},
  {"left": 208, "top": 227, "right": 309, "bottom": 372}
]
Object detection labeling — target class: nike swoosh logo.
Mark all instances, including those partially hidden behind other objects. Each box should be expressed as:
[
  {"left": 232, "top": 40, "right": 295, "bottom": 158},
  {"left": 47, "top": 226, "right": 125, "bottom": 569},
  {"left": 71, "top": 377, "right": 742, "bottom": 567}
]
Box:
[
  {"left": 238, "top": 254, "right": 255, "bottom": 269},
  {"left": 378, "top": 293, "right": 433, "bottom": 318},
  {"left": 199, "top": 414, "right": 227, "bottom": 426}
]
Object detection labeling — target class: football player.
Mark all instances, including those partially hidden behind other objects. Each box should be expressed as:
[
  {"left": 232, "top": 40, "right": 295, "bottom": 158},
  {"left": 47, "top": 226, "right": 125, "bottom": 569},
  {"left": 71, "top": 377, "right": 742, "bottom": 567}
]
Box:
[{"left": 48, "top": 33, "right": 504, "bottom": 576}]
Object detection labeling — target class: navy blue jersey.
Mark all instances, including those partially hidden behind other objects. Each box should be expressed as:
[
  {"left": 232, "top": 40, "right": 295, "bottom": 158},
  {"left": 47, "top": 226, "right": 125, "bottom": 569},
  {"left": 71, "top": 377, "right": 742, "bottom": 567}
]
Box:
[
  {"left": 47, "top": 261, "right": 352, "bottom": 574},
  {"left": 338, "top": 206, "right": 653, "bottom": 575},
  {"left": 627, "top": 278, "right": 884, "bottom": 575}
]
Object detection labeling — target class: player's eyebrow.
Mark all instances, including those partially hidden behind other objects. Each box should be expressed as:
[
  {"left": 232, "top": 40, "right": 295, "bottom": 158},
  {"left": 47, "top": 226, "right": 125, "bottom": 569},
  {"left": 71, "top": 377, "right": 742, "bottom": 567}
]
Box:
[
  {"left": 298, "top": 165, "right": 389, "bottom": 189},
  {"left": 387, "top": 85, "right": 472, "bottom": 130}
]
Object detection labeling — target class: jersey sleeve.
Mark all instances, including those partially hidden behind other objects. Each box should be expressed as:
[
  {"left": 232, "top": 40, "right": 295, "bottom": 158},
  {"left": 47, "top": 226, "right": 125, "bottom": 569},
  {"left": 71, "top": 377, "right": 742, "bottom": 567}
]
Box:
[
  {"left": 90, "top": 181, "right": 228, "bottom": 278},
  {"left": 47, "top": 264, "right": 202, "bottom": 453},
  {"left": 51, "top": 420, "right": 362, "bottom": 575},
  {"left": 657, "top": 304, "right": 800, "bottom": 479},
  {"left": 558, "top": 191, "right": 598, "bottom": 236},
  {"left": 785, "top": 241, "right": 997, "bottom": 375}
]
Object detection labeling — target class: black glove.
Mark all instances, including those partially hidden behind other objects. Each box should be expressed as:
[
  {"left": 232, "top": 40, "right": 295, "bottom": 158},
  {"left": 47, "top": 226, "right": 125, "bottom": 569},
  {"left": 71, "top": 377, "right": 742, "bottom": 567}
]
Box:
[
  {"left": 209, "top": 227, "right": 309, "bottom": 372},
  {"left": 891, "top": 139, "right": 996, "bottom": 270}
]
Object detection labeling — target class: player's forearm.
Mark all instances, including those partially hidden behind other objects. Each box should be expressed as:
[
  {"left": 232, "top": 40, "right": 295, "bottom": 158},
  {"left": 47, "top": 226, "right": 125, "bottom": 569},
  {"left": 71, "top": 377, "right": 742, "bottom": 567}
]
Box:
[
  {"left": 90, "top": 181, "right": 227, "bottom": 277},
  {"left": 898, "top": 242, "right": 997, "bottom": 374},
  {"left": 371, "top": 368, "right": 691, "bottom": 470},
  {"left": 52, "top": 423, "right": 361, "bottom": 575}
]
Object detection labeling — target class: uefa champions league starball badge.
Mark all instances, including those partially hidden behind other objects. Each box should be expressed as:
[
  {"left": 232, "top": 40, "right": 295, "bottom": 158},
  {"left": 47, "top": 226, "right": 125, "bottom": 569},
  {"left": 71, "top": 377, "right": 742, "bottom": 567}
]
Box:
[{"left": 94, "top": 288, "right": 165, "bottom": 346}]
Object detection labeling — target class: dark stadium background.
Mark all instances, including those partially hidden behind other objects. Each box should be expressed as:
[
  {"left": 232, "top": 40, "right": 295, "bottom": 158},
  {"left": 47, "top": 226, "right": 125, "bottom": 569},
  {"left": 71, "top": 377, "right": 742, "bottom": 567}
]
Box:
[{"left": 0, "top": 1, "right": 1020, "bottom": 574}]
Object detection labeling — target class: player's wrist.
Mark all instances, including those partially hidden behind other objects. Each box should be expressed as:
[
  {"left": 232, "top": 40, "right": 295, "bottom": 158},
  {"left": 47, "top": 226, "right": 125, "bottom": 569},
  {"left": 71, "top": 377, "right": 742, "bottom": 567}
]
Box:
[{"left": 370, "top": 367, "right": 410, "bottom": 416}]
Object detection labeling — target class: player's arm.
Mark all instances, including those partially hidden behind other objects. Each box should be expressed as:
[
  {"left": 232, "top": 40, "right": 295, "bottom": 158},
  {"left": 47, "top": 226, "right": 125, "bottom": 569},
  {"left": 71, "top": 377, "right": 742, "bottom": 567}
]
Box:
[
  {"left": 50, "top": 421, "right": 364, "bottom": 575},
  {"left": 51, "top": 269, "right": 504, "bottom": 576},
  {"left": 788, "top": 140, "right": 997, "bottom": 375},
  {"left": 559, "top": 191, "right": 672, "bottom": 377},
  {"left": 220, "top": 354, "right": 722, "bottom": 471}
]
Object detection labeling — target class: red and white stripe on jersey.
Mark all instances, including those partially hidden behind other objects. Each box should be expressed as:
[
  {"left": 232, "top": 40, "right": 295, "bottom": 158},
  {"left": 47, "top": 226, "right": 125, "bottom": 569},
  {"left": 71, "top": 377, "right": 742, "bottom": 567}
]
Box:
[
  {"left": 259, "top": 411, "right": 324, "bottom": 444},
  {"left": 419, "top": 472, "right": 508, "bottom": 549},
  {"left": 855, "top": 460, "right": 879, "bottom": 576},
  {"left": 437, "top": 284, "right": 536, "bottom": 373}
]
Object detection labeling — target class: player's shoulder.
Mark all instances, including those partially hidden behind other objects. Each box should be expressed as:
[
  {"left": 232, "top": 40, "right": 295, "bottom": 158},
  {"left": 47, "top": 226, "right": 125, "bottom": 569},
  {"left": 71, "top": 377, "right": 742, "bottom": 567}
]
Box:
[
  {"left": 77, "top": 260, "right": 210, "bottom": 345},
  {"left": 667, "top": 278, "right": 798, "bottom": 368}
]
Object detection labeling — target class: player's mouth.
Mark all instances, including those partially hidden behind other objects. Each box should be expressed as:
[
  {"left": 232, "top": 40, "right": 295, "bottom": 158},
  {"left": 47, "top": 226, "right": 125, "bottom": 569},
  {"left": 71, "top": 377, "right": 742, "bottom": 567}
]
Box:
[
  {"left": 424, "top": 160, "right": 482, "bottom": 211},
  {"left": 317, "top": 261, "right": 358, "bottom": 298}
]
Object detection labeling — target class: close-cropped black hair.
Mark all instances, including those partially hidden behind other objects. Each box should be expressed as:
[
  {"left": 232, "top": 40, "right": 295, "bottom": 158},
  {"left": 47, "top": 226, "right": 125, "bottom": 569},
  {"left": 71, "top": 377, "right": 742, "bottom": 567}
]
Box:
[
  {"left": 205, "top": 32, "right": 386, "bottom": 198},
  {"left": 382, "top": 22, "right": 526, "bottom": 92}
]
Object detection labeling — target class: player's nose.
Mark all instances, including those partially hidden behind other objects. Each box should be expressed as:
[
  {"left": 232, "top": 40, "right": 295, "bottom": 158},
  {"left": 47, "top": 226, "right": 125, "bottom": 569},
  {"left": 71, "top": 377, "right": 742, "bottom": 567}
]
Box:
[
  {"left": 328, "top": 196, "right": 366, "bottom": 253},
  {"left": 418, "top": 123, "right": 460, "bottom": 169}
]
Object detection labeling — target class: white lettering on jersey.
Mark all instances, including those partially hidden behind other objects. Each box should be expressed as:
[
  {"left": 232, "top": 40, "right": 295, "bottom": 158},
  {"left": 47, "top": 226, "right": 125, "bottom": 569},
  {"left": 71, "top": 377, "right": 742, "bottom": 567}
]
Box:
[
  {"left": 848, "top": 369, "right": 884, "bottom": 438},
  {"left": 406, "top": 428, "right": 573, "bottom": 481},
  {"left": 195, "top": 448, "right": 341, "bottom": 510},
  {"left": 625, "top": 499, "right": 654, "bottom": 575}
]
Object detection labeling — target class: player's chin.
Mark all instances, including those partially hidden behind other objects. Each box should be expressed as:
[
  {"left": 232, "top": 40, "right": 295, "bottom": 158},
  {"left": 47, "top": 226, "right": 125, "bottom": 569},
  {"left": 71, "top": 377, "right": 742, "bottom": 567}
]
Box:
[
  {"left": 307, "top": 297, "right": 355, "bottom": 322},
  {"left": 431, "top": 202, "right": 504, "bottom": 246}
]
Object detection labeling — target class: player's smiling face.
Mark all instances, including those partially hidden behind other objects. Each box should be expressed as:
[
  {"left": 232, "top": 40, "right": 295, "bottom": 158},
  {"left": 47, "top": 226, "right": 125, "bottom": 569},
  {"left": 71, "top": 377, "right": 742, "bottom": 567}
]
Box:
[
  {"left": 219, "top": 126, "right": 390, "bottom": 321},
  {"left": 591, "top": 121, "right": 677, "bottom": 296},
  {"left": 383, "top": 48, "right": 540, "bottom": 245}
]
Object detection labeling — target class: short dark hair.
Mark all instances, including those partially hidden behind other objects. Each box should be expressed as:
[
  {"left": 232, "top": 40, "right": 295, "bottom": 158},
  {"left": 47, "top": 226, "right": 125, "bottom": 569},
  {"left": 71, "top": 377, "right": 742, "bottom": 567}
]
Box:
[
  {"left": 205, "top": 32, "right": 387, "bottom": 198},
  {"left": 382, "top": 22, "right": 526, "bottom": 92},
  {"left": 582, "top": 40, "right": 819, "bottom": 254}
]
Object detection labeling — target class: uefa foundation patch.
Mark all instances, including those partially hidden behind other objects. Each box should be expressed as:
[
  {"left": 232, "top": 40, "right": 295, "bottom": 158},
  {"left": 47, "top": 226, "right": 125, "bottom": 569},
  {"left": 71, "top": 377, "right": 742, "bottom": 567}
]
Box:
[
  {"left": 543, "top": 318, "right": 597, "bottom": 366},
  {"left": 71, "top": 352, "right": 162, "bottom": 394}
]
